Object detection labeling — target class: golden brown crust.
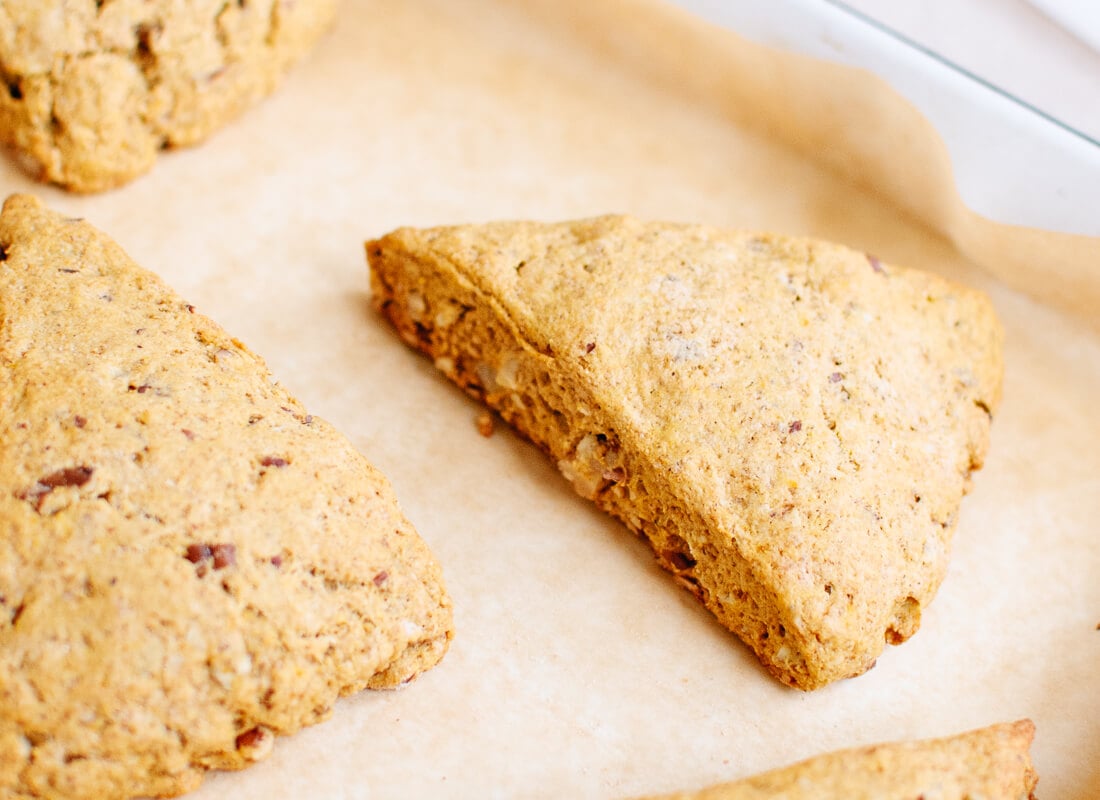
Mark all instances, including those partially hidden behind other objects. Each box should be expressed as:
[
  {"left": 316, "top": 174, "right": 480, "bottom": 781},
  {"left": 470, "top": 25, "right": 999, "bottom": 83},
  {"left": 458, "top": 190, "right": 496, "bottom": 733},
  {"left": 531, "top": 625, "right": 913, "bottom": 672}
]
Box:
[
  {"left": 368, "top": 214, "right": 1003, "bottom": 690},
  {"left": 0, "top": 0, "right": 337, "bottom": 192},
  {"left": 0, "top": 194, "right": 452, "bottom": 799},
  {"left": 636, "top": 720, "right": 1038, "bottom": 800}
]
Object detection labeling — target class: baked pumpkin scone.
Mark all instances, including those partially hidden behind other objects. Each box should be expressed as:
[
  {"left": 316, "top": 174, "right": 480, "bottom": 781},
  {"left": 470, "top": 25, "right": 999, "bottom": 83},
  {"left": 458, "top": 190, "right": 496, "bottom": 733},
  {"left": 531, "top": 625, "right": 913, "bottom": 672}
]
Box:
[
  {"left": 0, "top": 0, "right": 337, "bottom": 192},
  {"left": 635, "top": 720, "right": 1038, "bottom": 800},
  {"left": 368, "top": 215, "right": 1002, "bottom": 691},
  {"left": 0, "top": 195, "right": 453, "bottom": 799}
]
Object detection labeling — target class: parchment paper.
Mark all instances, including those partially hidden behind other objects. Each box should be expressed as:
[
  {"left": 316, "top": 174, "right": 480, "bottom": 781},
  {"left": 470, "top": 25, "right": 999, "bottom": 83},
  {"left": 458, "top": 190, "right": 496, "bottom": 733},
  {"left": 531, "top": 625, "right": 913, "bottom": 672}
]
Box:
[{"left": 2, "top": 1, "right": 1097, "bottom": 797}]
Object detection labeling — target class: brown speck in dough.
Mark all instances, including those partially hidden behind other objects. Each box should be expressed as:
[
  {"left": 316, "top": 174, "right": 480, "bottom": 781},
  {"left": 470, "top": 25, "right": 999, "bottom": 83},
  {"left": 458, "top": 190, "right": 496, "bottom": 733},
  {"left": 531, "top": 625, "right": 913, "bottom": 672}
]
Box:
[
  {"left": 602, "top": 466, "right": 626, "bottom": 482},
  {"left": 185, "top": 544, "right": 212, "bottom": 564},
  {"left": 664, "top": 550, "right": 697, "bottom": 571},
  {"left": 235, "top": 728, "right": 265, "bottom": 750},
  {"left": 184, "top": 543, "right": 234, "bottom": 570},
  {"left": 19, "top": 465, "right": 95, "bottom": 509},
  {"left": 211, "top": 544, "right": 236, "bottom": 570},
  {"left": 39, "top": 465, "right": 94, "bottom": 488},
  {"left": 476, "top": 411, "right": 494, "bottom": 437}
]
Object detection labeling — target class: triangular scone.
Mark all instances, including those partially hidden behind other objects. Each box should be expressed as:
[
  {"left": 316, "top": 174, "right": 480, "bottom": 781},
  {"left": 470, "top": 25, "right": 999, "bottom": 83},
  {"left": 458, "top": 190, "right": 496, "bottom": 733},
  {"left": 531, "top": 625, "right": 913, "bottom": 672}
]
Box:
[
  {"left": 0, "top": 0, "right": 336, "bottom": 192},
  {"left": 368, "top": 215, "right": 1002, "bottom": 690},
  {"left": 0, "top": 195, "right": 452, "bottom": 799},
  {"left": 636, "top": 720, "right": 1037, "bottom": 799}
]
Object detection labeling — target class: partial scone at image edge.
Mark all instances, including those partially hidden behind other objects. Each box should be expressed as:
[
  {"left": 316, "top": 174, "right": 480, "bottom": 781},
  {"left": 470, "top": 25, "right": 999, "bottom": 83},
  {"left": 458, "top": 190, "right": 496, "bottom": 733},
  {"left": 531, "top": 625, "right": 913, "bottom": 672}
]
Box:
[
  {"left": 0, "top": 0, "right": 338, "bottom": 192},
  {"left": 367, "top": 214, "right": 1003, "bottom": 691},
  {"left": 0, "top": 194, "right": 453, "bottom": 799},
  {"left": 633, "top": 720, "right": 1038, "bottom": 800}
]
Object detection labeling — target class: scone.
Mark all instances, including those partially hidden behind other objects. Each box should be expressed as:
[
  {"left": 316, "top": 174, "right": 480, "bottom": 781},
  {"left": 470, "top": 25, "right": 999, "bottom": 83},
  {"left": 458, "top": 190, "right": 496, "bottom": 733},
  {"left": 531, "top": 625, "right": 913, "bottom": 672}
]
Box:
[
  {"left": 368, "top": 215, "right": 1002, "bottom": 691},
  {"left": 0, "top": 0, "right": 337, "bottom": 192},
  {"left": 635, "top": 720, "right": 1037, "bottom": 799},
  {"left": 0, "top": 194, "right": 453, "bottom": 799}
]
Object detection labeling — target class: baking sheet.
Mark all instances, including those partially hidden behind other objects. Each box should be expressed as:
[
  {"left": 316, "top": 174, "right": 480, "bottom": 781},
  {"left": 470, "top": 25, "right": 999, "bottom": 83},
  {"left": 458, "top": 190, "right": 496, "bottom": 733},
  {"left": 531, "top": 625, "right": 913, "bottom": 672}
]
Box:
[{"left": 1, "top": 0, "right": 1098, "bottom": 797}]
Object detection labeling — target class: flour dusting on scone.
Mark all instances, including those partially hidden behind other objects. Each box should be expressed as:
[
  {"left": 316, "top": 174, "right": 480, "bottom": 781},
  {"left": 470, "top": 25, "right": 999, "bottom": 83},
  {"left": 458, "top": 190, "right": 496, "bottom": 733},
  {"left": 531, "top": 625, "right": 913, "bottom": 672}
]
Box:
[
  {"left": 0, "top": 195, "right": 452, "bottom": 799},
  {"left": 367, "top": 215, "right": 1002, "bottom": 691},
  {"left": 0, "top": 0, "right": 337, "bottom": 192},
  {"left": 635, "top": 720, "right": 1037, "bottom": 799}
]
